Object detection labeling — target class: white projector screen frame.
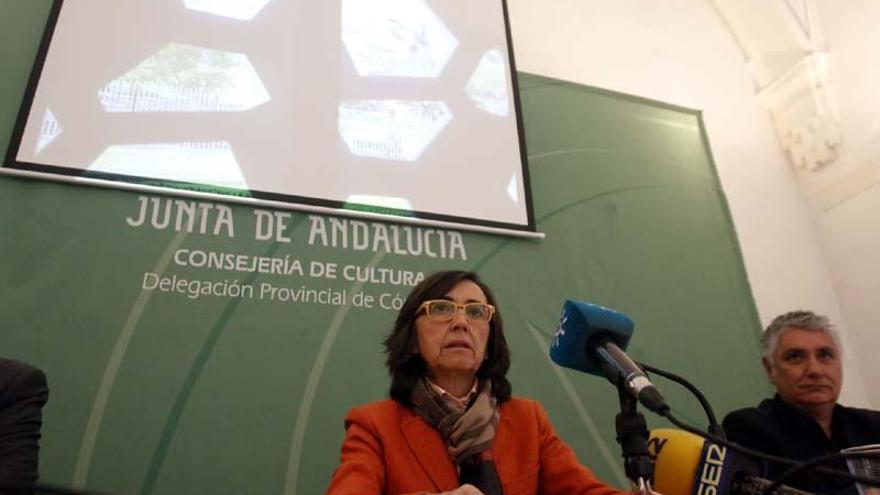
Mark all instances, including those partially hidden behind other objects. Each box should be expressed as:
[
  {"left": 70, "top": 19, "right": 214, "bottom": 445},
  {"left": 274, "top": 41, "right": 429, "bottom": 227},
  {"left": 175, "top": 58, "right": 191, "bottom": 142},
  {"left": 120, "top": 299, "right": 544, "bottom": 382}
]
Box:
[{"left": 5, "top": 0, "right": 539, "bottom": 237}]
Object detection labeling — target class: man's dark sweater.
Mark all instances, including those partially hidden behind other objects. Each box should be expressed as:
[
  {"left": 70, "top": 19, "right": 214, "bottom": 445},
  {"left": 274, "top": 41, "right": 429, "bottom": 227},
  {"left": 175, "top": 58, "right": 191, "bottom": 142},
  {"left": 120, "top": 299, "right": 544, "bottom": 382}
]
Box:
[{"left": 724, "top": 395, "right": 880, "bottom": 494}]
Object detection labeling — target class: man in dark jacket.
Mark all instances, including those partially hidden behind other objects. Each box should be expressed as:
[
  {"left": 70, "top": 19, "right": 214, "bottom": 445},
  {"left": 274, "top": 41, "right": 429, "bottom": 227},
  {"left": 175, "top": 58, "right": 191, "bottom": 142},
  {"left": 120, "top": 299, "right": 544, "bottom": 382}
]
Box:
[
  {"left": 723, "top": 311, "right": 880, "bottom": 494},
  {"left": 0, "top": 358, "right": 49, "bottom": 494}
]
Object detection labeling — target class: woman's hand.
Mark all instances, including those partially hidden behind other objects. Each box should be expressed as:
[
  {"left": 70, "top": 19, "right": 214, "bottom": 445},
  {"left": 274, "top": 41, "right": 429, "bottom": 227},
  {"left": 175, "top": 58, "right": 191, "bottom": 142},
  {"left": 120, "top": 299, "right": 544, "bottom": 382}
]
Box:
[{"left": 438, "top": 484, "right": 484, "bottom": 495}]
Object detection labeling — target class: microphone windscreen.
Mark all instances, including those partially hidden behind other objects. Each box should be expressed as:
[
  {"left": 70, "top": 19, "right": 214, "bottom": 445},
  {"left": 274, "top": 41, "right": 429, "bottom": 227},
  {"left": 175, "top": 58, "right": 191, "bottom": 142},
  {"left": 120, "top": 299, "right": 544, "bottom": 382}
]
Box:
[
  {"left": 550, "top": 299, "right": 633, "bottom": 375},
  {"left": 650, "top": 429, "right": 765, "bottom": 495},
  {"left": 649, "top": 428, "right": 706, "bottom": 495}
]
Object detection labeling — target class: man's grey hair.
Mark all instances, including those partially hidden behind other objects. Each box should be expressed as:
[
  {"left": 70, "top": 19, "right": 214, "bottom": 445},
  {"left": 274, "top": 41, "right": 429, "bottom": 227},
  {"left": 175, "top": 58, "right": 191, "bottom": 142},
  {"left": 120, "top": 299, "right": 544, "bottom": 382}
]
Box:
[{"left": 761, "top": 310, "right": 841, "bottom": 360}]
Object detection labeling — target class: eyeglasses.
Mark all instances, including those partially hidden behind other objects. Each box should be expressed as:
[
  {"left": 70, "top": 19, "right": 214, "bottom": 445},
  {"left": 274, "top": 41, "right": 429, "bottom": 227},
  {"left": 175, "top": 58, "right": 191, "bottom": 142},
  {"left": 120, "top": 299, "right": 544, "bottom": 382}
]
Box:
[{"left": 419, "top": 299, "right": 496, "bottom": 322}]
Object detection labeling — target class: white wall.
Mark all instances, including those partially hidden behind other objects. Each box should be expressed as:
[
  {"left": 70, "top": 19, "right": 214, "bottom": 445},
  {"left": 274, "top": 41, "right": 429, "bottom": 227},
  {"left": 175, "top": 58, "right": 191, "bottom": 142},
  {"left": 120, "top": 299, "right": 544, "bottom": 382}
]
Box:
[
  {"left": 506, "top": 0, "right": 872, "bottom": 407},
  {"left": 804, "top": 0, "right": 880, "bottom": 408}
]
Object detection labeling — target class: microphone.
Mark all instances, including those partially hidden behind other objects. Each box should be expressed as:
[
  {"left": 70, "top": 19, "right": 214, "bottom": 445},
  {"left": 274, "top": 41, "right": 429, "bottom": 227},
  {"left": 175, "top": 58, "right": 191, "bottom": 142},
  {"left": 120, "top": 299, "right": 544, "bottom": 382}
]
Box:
[
  {"left": 549, "top": 299, "right": 668, "bottom": 414},
  {"left": 648, "top": 428, "right": 813, "bottom": 495}
]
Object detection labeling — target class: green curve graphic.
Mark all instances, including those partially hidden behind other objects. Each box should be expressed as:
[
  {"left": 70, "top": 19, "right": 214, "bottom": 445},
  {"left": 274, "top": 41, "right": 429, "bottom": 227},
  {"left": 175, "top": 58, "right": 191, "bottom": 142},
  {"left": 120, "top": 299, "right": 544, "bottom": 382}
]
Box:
[
  {"left": 473, "top": 181, "right": 669, "bottom": 273},
  {"left": 139, "top": 217, "right": 305, "bottom": 495},
  {"left": 281, "top": 250, "right": 387, "bottom": 495},
  {"left": 524, "top": 321, "right": 628, "bottom": 486},
  {"left": 528, "top": 147, "right": 717, "bottom": 183},
  {"left": 536, "top": 184, "right": 670, "bottom": 225},
  {"left": 73, "top": 229, "right": 191, "bottom": 489}
]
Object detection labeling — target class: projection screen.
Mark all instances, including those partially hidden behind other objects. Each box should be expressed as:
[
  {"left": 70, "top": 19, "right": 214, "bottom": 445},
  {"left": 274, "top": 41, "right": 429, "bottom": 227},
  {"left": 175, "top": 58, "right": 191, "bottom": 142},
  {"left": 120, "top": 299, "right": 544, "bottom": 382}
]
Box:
[{"left": 5, "top": 0, "right": 538, "bottom": 236}]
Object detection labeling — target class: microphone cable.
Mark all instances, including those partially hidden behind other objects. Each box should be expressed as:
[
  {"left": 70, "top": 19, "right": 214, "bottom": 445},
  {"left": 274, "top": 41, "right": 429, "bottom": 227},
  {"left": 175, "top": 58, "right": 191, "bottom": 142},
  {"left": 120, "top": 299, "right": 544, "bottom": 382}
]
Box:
[
  {"left": 760, "top": 450, "right": 880, "bottom": 495},
  {"left": 659, "top": 409, "right": 880, "bottom": 493},
  {"left": 636, "top": 360, "right": 725, "bottom": 438},
  {"left": 634, "top": 361, "right": 880, "bottom": 494}
]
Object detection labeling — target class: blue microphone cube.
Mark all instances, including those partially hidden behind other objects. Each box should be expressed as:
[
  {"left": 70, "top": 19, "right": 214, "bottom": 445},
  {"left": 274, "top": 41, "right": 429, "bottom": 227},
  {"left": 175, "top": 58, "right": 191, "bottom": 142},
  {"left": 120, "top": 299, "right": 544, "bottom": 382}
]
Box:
[{"left": 549, "top": 299, "right": 634, "bottom": 376}]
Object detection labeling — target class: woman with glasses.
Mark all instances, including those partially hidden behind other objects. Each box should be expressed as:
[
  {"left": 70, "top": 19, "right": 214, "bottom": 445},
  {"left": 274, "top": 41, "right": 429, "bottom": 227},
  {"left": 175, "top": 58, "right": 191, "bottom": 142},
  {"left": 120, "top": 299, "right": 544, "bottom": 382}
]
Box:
[{"left": 326, "top": 270, "right": 629, "bottom": 495}]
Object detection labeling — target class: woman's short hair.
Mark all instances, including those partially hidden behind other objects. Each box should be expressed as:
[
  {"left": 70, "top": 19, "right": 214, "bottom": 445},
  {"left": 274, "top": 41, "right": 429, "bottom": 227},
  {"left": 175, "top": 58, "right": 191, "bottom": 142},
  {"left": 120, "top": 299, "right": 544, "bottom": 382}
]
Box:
[{"left": 384, "top": 270, "right": 511, "bottom": 406}]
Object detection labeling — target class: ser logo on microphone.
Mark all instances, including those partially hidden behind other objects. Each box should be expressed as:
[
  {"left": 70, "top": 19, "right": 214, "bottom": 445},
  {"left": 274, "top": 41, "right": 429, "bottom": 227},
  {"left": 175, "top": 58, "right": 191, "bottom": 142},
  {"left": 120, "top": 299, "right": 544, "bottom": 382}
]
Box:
[
  {"left": 695, "top": 443, "right": 727, "bottom": 495},
  {"left": 646, "top": 436, "right": 667, "bottom": 460}
]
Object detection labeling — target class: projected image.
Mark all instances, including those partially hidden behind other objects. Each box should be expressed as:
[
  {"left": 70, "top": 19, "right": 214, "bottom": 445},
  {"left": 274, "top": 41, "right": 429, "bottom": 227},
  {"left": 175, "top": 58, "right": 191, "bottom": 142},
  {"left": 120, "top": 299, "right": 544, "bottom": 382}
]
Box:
[
  {"left": 98, "top": 43, "right": 270, "bottom": 113},
  {"left": 338, "top": 100, "right": 452, "bottom": 162},
  {"left": 90, "top": 141, "right": 247, "bottom": 189},
  {"left": 345, "top": 194, "right": 413, "bottom": 212},
  {"left": 11, "top": 0, "right": 533, "bottom": 231},
  {"left": 507, "top": 174, "right": 519, "bottom": 203},
  {"left": 184, "top": 0, "right": 274, "bottom": 20},
  {"left": 466, "top": 49, "right": 510, "bottom": 117},
  {"left": 35, "top": 108, "right": 63, "bottom": 154},
  {"left": 341, "top": 0, "right": 458, "bottom": 78}
]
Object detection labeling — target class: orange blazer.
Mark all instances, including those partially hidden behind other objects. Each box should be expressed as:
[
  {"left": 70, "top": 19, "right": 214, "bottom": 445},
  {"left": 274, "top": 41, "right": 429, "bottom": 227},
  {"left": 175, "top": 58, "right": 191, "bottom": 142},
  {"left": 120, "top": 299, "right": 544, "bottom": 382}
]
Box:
[{"left": 326, "top": 397, "right": 629, "bottom": 495}]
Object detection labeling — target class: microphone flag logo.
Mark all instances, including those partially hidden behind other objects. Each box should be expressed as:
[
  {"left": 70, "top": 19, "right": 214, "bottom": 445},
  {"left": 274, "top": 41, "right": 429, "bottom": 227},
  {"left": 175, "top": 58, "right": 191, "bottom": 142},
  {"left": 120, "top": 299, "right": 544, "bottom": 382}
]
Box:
[{"left": 552, "top": 309, "right": 568, "bottom": 349}]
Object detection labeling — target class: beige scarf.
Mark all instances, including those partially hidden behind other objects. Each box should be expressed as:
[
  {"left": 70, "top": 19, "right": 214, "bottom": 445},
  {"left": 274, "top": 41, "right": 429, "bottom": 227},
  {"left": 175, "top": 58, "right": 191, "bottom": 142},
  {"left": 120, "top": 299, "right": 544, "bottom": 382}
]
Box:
[{"left": 410, "top": 378, "right": 503, "bottom": 494}]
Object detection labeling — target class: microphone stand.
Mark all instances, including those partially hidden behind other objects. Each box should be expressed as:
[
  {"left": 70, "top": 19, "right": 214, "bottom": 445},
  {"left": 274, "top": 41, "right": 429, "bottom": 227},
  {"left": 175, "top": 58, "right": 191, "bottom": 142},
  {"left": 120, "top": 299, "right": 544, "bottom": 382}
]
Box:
[{"left": 614, "top": 378, "right": 654, "bottom": 495}]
